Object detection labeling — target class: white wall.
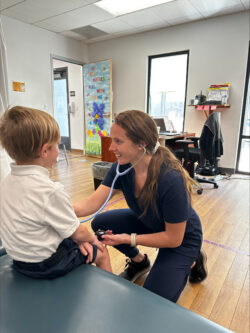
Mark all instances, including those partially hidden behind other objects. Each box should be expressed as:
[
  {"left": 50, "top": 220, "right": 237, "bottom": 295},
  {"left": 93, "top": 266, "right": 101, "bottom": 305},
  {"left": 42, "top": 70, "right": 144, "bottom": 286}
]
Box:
[
  {"left": 87, "top": 11, "right": 250, "bottom": 169},
  {"left": 1, "top": 15, "right": 88, "bottom": 118},
  {"left": 1, "top": 11, "right": 249, "bottom": 169},
  {"left": 53, "top": 59, "right": 84, "bottom": 150}
]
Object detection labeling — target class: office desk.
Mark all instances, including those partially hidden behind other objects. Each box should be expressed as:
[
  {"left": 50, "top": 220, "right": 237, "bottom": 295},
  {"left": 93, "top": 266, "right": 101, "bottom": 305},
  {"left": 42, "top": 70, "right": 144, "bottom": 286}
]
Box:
[{"left": 159, "top": 132, "right": 195, "bottom": 150}]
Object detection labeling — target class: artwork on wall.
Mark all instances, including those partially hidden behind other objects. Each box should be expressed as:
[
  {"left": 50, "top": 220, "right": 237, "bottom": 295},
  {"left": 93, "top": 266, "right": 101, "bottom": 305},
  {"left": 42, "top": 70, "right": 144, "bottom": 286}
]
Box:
[{"left": 83, "top": 59, "right": 112, "bottom": 156}]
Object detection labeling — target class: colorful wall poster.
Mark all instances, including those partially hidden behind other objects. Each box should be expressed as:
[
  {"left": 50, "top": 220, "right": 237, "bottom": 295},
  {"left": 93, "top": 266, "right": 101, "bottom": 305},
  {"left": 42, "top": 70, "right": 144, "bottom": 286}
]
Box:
[{"left": 83, "top": 59, "right": 112, "bottom": 155}]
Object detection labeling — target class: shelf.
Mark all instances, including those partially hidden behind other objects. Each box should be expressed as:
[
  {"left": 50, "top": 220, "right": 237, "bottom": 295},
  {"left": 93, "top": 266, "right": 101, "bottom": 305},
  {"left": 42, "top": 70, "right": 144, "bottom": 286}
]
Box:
[
  {"left": 188, "top": 104, "right": 230, "bottom": 108},
  {"left": 188, "top": 104, "right": 230, "bottom": 118}
]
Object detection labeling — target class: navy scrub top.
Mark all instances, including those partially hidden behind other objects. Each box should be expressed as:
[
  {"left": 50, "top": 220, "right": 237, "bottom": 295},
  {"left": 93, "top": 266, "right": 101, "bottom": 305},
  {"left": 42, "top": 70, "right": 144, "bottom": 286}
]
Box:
[{"left": 103, "top": 162, "right": 202, "bottom": 248}]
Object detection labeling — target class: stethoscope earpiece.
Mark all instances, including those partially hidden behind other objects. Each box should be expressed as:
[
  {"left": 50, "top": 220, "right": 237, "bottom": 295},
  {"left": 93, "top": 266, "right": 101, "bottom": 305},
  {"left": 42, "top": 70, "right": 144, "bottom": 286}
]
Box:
[{"left": 139, "top": 144, "right": 146, "bottom": 153}]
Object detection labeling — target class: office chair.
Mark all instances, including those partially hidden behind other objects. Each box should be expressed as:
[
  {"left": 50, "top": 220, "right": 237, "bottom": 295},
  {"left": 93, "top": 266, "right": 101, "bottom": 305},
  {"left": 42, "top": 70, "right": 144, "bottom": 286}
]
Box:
[
  {"left": 175, "top": 112, "right": 223, "bottom": 194},
  {"left": 174, "top": 137, "right": 218, "bottom": 194}
]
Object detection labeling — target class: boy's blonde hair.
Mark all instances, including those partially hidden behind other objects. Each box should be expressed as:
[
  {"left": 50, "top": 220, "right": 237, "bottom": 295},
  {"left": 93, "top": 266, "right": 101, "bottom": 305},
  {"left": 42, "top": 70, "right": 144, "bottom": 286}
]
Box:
[{"left": 0, "top": 106, "right": 60, "bottom": 163}]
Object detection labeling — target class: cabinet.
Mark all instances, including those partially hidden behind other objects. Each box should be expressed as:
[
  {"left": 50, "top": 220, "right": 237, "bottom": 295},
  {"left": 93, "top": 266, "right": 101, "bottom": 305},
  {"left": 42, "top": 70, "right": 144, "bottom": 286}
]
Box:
[{"left": 101, "top": 136, "right": 116, "bottom": 162}]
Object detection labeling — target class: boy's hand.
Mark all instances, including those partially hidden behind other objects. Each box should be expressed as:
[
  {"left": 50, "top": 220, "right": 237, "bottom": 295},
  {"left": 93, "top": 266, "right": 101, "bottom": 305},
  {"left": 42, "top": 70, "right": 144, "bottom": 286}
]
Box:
[{"left": 79, "top": 242, "right": 95, "bottom": 263}]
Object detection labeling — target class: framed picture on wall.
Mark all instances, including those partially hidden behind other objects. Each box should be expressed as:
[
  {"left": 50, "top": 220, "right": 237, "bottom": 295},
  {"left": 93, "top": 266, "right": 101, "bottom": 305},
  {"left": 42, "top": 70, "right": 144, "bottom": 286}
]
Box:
[{"left": 83, "top": 59, "right": 112, "bottom": 156}]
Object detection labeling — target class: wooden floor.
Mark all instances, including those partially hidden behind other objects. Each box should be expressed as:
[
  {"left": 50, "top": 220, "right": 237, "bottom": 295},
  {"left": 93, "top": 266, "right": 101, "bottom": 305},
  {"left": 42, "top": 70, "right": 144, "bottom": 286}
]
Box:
[{"left": 50, "top": 152, "right": 250, "bottom": 333}]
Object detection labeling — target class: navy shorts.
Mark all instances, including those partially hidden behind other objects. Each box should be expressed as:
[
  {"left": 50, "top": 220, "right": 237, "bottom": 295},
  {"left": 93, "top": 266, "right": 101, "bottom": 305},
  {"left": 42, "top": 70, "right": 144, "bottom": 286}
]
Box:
[{"left": 13, "top": 238, "right": 97, "bottom": 279}]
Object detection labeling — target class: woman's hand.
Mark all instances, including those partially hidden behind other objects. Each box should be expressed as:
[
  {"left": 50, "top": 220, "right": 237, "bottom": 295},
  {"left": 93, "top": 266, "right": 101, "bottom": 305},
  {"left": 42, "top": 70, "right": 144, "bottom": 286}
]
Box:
[
  {"left": 91, "top": 236, "right": 105, "bottom": 252},
  {"left": 101, "top": 231, "right": 131, "bottom": 246}
]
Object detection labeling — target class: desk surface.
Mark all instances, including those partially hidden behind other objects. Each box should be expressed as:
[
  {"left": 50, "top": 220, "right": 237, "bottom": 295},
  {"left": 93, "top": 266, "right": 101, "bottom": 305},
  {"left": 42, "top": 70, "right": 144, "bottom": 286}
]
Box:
[
  {"left": 159, "top": 132, "right": 195, "bottom": 149},
  {"left": 159, "top": 132, "right": 195, "bottom": 140}
]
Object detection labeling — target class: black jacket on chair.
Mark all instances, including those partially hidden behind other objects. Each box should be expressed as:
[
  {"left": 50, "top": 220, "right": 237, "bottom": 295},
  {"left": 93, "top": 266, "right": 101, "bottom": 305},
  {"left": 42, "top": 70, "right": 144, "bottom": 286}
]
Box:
[
  {"left": 200, "top": 112, "right": 223, "bottom": 164},
  {"left": 174, "top": 112, "right": 223, "bottom": 192}
]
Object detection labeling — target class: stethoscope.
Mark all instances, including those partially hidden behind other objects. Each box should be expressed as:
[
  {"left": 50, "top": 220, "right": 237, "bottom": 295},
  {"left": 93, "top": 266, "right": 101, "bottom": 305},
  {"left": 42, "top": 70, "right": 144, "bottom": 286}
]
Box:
[{"left": 80, "top": 146, "right": 146, "bottom": 223}]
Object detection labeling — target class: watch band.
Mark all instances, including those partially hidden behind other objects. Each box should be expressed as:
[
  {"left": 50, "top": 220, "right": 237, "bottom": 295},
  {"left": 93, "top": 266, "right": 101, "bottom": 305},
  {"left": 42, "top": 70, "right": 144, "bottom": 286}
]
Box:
[{"left": 131, "top": 233, "right": 137, "bottom": 247}]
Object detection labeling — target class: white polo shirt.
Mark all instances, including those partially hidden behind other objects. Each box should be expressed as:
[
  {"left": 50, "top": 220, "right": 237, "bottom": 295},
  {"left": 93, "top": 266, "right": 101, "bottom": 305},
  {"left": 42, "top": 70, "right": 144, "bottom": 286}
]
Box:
[{"left": 0, "top": 164, "right": 80, "bottom": 262}]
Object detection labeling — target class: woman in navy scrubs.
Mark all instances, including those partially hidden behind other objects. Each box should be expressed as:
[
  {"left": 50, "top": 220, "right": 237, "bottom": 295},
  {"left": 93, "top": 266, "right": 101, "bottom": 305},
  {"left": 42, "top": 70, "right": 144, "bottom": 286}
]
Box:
[{"left": 74, "top": 110, "right": 207, "bottom": 302}]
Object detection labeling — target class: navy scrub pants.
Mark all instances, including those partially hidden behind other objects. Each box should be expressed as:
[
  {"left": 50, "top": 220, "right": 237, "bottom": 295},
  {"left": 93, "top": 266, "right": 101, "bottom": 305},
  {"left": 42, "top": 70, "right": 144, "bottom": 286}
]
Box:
[{"left": 92, "top": 208, "right": 201, "bottom": 303}]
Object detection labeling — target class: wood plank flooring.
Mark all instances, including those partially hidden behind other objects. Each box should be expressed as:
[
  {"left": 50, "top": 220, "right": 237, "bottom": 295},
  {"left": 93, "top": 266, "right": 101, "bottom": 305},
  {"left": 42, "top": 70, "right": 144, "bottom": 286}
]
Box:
[{"left": 50, "top": 153, "right": 249, "bottom": 333}]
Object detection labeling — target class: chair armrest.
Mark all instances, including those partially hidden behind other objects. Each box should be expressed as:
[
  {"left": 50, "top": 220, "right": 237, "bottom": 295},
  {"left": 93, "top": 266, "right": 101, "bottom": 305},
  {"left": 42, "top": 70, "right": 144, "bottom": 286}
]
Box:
[
  {"left": 175, "top": 140, "right": 194, "bottom": 161},
  {"left": 186, "top": 137, "right": 200, "bottom": 148},
  {"left": 176, "top": 140, "right": 194, "bottom": 144}
]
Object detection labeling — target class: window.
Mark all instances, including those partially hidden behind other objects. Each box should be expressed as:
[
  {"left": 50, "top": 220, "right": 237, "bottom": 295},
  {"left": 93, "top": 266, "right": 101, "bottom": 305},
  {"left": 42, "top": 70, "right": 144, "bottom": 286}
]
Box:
[
  {"left": 236, "top": 42, "right": 250, "bottom": 174},
  {"left": 147, "top": 51, "right": 189, "bottom": 132}
]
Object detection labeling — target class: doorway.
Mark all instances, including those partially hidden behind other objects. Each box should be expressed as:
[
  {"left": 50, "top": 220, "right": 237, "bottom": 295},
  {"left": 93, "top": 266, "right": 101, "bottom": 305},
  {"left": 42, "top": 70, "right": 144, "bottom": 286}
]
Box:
[
  {"left": 53, "top": 67, "right": 71, "bottom": 150},
  {"left": 52, "top": 56, "right": 85, "bottom": 153},
  {"left": 236, "top": 42, "right": 250, "bottom": 174}
]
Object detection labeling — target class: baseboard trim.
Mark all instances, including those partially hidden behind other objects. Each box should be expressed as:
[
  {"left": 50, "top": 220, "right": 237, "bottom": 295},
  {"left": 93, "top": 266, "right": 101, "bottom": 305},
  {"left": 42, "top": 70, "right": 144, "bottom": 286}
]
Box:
[
  {"left": 218, "top": 167, "right": 235, "bottom": 175},
  {"left": 71, "top": 149, "right": 84, "bottom": 154}
]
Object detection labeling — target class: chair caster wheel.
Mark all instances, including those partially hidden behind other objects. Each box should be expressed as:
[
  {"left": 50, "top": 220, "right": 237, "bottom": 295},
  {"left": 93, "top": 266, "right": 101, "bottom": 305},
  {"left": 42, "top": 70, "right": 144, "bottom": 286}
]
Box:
[
  {"left": 197, "top": 189, "right": 203, "bottom": 195},
  {"left": 214, "top": 184, "right": 219, "bottom": 189}
]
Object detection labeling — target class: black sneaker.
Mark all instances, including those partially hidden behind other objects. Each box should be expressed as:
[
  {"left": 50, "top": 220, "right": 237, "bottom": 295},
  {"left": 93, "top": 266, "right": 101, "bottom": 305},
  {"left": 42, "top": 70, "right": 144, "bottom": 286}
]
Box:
[
  {"left": 119, "top": 254, "right": 151, "bottom": 282},
  {"left": 189, "top": 249, "right": 208, "bottom": 284}
]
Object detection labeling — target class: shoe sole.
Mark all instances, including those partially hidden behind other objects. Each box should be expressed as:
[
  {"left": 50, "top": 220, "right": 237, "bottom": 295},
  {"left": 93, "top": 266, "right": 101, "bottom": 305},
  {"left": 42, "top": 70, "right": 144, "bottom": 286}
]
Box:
[
  {"left": 189, "top": 249, "right": 208, "bottom": 284},
  {"left": 130, "top": 266, "right": 151, "bottom": 282},
  {"left": 130, "top": 265, "right": 151, "bottom": 283},
  {"left": 200, "top": 249, "right": 208, "bottom": 280}
]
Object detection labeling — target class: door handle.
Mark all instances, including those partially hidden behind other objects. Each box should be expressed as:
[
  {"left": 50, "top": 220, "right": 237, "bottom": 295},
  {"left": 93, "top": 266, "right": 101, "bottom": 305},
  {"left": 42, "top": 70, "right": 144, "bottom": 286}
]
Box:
[{"left": 68, "top": 102, "right": 76, "bottom": 114}]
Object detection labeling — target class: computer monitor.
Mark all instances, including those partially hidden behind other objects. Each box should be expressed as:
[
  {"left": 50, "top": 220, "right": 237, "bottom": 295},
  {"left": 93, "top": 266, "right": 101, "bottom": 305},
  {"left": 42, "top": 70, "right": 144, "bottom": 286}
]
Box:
[
  {"left": 153, "top": 117, "right": 175, "bottom": 133},
  {"left": 153, "top": 118, "right": 166, "bottom": 132}
]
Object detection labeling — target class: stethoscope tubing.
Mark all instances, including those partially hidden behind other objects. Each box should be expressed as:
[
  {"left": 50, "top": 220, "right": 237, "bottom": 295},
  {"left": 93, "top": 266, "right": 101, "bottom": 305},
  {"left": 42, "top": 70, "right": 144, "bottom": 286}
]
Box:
[
  {"left": 79, "top": 148, "right": 146, "bottom": 223},
  {"left": 79, "top": 163, "right": 134, "bottom": 223}
]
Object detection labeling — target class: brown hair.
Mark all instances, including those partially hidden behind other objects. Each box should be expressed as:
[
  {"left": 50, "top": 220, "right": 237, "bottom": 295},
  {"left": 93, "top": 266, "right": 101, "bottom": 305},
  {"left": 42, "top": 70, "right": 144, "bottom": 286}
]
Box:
[
  {"left": 115, "top": 110, "right": 198, "bottom": 218},
  {"left": 0, "top": 106, "right": 60, "bottom": 163}
]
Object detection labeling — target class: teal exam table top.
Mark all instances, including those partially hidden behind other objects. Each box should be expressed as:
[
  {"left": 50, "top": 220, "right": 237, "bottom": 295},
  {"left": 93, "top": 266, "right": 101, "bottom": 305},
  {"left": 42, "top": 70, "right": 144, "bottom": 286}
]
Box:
[{"left": 0, "top": 254, "right": 233, "bottom": 333}]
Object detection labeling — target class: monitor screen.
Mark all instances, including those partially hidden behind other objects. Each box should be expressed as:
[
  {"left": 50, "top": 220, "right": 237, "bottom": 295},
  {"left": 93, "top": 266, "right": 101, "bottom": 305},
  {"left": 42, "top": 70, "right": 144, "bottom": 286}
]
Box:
[{"left": 153, "top": 118, "right": 166, "bottom": 132}]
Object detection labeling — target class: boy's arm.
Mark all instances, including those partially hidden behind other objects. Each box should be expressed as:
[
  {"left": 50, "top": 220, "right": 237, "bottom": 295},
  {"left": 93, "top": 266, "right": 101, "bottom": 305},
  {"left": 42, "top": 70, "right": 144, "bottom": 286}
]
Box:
[
  {"left": 45, "top": 185, "right": 104, "bottom": 251},
  {"left": 70, "top": 223, "right": 95, "bottom": 243},
  {"left": 70, "top": 224, "right": 104, "bottom": 252},
  {"left": 73, "top": 184, "right": 116, "bottom": 217}
]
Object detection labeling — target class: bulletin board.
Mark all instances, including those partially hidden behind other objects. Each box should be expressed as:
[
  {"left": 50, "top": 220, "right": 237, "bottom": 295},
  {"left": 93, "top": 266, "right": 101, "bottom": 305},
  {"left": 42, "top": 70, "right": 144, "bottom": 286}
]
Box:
[{"left": 83, "top": 59, "right": 112, "bottom": 156}]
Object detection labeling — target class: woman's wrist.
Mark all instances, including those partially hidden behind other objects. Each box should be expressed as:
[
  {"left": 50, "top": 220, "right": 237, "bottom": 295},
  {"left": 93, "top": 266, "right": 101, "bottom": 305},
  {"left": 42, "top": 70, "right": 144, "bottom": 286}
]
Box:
[
  {"left": 123, "top": 234, "right": 132, "bottom": 245},
  {"left": 130, "top": 233, "right": 137, "bottom": 247}
]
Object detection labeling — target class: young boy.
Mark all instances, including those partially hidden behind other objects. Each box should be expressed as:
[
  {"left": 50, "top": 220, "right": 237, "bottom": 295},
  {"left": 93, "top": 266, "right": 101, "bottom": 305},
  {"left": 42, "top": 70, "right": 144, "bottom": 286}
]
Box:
[{"left": 0, "top": 106, "right": 112, "bottom": 278}]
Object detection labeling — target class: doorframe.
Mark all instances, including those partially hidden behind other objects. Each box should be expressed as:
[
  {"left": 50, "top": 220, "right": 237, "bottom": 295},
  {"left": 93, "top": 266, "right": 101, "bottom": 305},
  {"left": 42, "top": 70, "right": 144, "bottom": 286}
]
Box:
[
  {"left": 50, "top": 54, "right": 85, "bottom": 152},
  {"left": 53, "top": 66, "right": 71, "bottom": 150},
  {"left": 235, "top": 42, "right": 250, "bottom": 175}
]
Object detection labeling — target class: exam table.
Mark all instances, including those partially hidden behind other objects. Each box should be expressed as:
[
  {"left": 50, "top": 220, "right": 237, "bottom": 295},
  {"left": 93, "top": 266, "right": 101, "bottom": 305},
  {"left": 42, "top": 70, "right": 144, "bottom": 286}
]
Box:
[{"left": 0, "top": 249, "right": 233, "bottom": 333}]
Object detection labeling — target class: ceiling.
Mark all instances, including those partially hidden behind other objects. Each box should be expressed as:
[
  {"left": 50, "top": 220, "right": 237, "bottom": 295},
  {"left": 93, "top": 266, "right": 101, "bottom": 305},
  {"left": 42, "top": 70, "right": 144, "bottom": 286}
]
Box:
[{"left": 0, "top": 0, "right": 249, "bottom": 44}]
